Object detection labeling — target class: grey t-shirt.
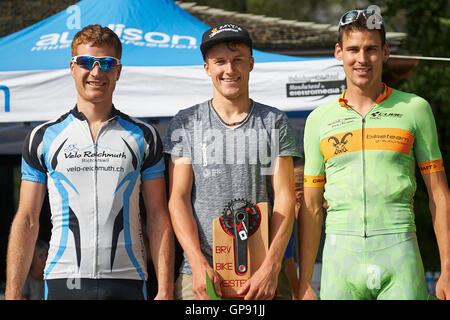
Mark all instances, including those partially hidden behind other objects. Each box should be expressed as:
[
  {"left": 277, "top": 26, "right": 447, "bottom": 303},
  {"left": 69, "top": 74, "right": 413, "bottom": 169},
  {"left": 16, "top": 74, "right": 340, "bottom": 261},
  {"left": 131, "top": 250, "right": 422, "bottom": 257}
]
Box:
[{"left": 164, "top": 100, "right": 301, "bottom": 274}]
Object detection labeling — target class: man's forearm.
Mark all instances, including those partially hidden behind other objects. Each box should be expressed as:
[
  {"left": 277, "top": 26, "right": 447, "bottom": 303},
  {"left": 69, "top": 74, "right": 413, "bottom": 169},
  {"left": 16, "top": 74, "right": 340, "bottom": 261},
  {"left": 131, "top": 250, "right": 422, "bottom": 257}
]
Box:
[
  {"left": 264, "top": 206, "right": 295, "bottom": 273},
  {"left": 169, "top": 196, "right": 219, "bottom": 299},
  {"left": 6, "top": 213, "right": 39, "bottom": 299},
  {"left": 265, "top": 156, "right": 296, "bottom": 272},
  {"left": 424, "top": 171, "right": 450, "bottom": 276},
  {"left": 298, "top": 204, "right": 323, "bottom": 284},
  {"left": 148, "top": 213, "right": 175, "bottom": 298},
  {"left": 168, "top": 197, "right": 208, "bottom": 271},
  {"left": 430, "top": 195, "right": 450, "bottom": 275}
]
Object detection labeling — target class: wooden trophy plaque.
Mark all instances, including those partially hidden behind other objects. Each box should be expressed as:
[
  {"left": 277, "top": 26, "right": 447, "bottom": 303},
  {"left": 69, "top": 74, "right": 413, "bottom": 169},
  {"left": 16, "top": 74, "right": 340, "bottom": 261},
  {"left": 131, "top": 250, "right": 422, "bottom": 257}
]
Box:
[{"left": 212, "top": 199, "right": 269, "bottom": 298}]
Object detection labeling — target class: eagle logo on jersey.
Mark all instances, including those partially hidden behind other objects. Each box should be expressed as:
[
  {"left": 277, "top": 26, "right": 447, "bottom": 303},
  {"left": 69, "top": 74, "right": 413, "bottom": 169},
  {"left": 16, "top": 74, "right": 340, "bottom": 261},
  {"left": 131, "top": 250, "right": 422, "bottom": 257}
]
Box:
[{"left": 328, "top": 132, "right": 353, "bottom": 155}]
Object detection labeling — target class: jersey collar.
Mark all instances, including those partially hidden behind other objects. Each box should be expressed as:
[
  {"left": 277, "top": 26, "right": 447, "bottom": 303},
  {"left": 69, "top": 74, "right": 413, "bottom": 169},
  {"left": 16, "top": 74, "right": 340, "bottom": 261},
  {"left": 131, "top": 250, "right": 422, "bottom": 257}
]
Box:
[
  {"left": 338, "top": 83, "right": 393, "bottom": 109},
  {"left": 71, "top": 104, "right": 120, "bottom": 121}
]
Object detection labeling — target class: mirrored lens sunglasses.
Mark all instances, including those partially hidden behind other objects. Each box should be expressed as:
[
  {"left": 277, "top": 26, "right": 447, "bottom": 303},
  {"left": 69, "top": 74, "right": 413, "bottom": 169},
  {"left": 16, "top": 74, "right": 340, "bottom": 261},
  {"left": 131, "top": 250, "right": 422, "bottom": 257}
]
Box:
[
  {"left": 71, "top": 55, "right": 121, "bottom": 71},
  {"left": 338, "top": 10, "right": 384, "bottom": 31}
]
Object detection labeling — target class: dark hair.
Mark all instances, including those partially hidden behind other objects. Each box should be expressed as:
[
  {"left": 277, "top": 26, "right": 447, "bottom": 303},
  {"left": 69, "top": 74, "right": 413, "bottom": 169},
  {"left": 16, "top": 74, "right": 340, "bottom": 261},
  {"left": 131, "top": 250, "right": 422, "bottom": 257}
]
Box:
[
  {"left": 337, "top": 13, "right": 386, "bottom": 48},
  {"left": 72, "top": 24, "right": 122, "bottom": 59}
]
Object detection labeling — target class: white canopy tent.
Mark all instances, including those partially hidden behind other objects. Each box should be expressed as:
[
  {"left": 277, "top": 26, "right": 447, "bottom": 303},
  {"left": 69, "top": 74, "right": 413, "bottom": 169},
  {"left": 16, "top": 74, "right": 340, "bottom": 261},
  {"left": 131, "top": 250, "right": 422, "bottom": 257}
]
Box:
[{"left": 0, "top": 0, "right": 345, "bottom": 154}]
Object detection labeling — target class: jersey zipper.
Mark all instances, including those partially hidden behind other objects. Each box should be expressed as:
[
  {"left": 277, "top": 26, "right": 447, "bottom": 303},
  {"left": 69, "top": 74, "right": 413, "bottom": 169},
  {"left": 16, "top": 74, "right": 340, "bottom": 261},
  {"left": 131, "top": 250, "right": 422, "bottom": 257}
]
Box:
[
  {"left": 81, "top": 119, "right": 100, "bottom": 278},
  {"left": 93, "top": 140, "right": 99, "bottom": 277},
  {"left": 90, "top": 122, "right": 108, "bottom": 278},
  {"left": 92, "top": 119, "right": 113, "bottom": 277},
  {"left": 361, "top": 116, "right": 367, "bottom": 238},
  {"left": 349, "top": 107, "right": 370, "bottom": 237},
  {"left": 347, "top": 99, "right": 382, "bottom": 237}
]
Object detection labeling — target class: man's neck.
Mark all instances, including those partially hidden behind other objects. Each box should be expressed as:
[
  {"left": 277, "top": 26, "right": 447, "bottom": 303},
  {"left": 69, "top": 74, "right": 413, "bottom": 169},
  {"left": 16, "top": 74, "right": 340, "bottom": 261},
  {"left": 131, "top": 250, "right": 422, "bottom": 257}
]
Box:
[
  {"left": 344, "top": 82, "right": 385, "bottom": 116},
  {"left": 76, "top": 99, "right": 113, "bottom": 142},
  {"left": 76, "top": 100, "right": 113, "bottom": 123},
  {"left": 211, "top": 94, "right": 252, "bottom": 121}
]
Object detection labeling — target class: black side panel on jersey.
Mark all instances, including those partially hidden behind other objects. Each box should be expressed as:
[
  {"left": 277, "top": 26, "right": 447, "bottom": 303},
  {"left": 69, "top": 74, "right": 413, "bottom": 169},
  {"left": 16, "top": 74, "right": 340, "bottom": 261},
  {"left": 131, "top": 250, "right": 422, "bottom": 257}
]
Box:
[
  {"left": 51, "top": 138, "right": 68, "bottom": 170},
  {"left": 68, "top": 207, "right": 81, "bottom": 269},
  {"left": 122, "top": 138, "right": 138, "bottom": 170},
  {"left": 110, "top": 208, "right": 124, "bottom": 271}
]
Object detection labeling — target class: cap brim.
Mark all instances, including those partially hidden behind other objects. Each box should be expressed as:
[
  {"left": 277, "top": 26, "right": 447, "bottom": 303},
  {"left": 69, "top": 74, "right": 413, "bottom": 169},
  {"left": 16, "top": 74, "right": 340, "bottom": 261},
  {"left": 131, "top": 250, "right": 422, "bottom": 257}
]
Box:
[{"left": 201, "top": 36, "right": 252, "bottom": 57}]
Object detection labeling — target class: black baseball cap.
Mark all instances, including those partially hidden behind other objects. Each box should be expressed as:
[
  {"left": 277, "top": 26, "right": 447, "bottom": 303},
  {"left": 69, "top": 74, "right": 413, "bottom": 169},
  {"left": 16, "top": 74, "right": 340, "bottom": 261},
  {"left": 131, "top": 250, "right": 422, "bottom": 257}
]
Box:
[{"left": 200, "top": 23, "right": 253, "bottom": 59}]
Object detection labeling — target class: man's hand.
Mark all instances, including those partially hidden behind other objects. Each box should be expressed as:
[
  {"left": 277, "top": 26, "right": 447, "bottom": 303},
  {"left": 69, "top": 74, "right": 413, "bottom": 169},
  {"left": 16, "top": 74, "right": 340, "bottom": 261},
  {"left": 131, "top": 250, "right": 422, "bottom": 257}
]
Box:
[
  {"left": 237, "top": 261, "right": 279, "bottom": 300},
  {"left": 298, "top": 281, "right": 318, "bottom": 300},
  {"left": 435, "top": 273, "right": 450, "bottom": 300},
  {"left": 192, "top": 262, "right": 223, "bottom": 300},
  {"left": 154, "top": 291, "right": 173, "bottom": 300}
]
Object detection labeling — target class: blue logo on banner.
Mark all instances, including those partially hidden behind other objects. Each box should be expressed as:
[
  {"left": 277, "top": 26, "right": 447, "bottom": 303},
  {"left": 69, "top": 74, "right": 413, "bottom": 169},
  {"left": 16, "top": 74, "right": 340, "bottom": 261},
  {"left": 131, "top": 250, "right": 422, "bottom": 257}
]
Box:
[{"left": 0, "top": 85, "right": 10, "bottom": 112}]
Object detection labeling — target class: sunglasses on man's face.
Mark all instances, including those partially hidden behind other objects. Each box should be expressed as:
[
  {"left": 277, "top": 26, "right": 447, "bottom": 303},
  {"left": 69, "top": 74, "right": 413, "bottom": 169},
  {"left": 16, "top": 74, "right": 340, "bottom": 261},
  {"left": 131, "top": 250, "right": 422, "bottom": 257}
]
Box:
[
  {"left": 338, "top": 9, "right": 384, "bottom": 31},
  {"left": 71, "top": 55, "right": 121, "bottom": 71}
]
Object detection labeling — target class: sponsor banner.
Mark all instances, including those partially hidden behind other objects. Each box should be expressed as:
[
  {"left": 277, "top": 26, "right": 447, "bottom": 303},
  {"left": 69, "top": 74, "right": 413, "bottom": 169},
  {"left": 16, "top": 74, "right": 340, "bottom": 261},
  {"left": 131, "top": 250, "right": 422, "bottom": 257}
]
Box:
[
  {"left": 285, "top": 63, "right": 346, "bottom": 101},
  {"left": 0, "top": 59, "right": 341, "bottom": 122},
  {"left": 250, "top": 59, "right": 344, "bottom": 111},
  {"left": 287, "top": 80, "right": 345, "bottom": 98},
  {"left": 31, "top": 24, "right": 199, "bottom": 53}
]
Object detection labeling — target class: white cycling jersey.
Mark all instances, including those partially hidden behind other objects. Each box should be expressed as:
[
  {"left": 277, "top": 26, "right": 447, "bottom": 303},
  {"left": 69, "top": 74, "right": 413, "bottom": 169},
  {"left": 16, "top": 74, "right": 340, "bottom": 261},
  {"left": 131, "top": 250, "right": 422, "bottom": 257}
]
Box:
[{"left": 22, "top": 106, "right": 164, "bottom": 280}]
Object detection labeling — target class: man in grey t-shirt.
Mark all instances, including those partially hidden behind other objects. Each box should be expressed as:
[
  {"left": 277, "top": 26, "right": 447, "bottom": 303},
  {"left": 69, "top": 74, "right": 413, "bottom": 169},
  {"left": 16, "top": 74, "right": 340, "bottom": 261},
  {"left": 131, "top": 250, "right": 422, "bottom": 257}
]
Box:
[{"left": 164, "top": 23, "right": 301, "bottom": 300}]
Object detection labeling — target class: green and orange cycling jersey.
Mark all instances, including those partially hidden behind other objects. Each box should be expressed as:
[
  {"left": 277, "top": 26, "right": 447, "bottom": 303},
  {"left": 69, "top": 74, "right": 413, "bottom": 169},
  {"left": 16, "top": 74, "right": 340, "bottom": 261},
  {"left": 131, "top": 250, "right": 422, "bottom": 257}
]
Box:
[{"left": 303, "top": 84, "right": 444, "bottom": 237}]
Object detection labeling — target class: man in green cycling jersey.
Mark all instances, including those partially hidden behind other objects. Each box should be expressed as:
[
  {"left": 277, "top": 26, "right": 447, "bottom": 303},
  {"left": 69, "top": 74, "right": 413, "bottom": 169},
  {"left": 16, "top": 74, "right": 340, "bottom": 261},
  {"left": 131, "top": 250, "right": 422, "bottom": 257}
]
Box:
[{"left": 298, "top": 9, "right": 450, "bottom": 300}]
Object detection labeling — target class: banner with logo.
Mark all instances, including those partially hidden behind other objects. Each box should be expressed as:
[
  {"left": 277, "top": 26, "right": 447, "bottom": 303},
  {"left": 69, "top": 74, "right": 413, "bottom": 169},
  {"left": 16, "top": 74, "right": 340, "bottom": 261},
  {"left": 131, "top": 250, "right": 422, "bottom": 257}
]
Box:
[{"left": 0, "top": 0, "right": 344, "bottom": 122}]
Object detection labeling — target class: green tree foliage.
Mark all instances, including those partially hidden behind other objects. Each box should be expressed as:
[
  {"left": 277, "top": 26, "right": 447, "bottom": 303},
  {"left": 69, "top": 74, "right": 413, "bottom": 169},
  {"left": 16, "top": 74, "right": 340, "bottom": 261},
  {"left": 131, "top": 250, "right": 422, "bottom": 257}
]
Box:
[
  {"left": 0, "top": 0, "right": 77, "bottom": 37},
  {"left": 193, "top": 0, "right": 373, "bottom": 23},
  {"left": 383, "top": 0, "right": 450, "bottom": 271}
]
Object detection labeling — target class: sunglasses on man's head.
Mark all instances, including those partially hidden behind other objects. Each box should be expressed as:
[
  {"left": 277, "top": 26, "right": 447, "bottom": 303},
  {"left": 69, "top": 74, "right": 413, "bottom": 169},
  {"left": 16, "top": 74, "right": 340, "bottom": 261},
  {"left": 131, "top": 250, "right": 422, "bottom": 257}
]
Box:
[
  {"left": 71, "top": 56, "right": 121, "bottom": 71},
  {"left": 338, "top": 9, "right": 384, "bottom": 31}
]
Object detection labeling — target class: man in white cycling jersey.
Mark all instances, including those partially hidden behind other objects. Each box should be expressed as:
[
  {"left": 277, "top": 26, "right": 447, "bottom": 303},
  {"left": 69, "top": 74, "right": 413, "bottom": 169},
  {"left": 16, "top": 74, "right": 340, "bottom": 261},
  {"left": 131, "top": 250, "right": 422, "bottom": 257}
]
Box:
[{"left": 5, "top": 24, "right": 174, "bottom": 300}]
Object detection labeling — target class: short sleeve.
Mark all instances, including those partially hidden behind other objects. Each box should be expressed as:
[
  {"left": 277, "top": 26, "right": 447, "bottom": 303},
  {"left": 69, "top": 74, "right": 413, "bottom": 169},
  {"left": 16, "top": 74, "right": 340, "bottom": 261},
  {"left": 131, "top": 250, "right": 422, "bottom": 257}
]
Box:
[
  {"left": 163, "top": 111, "right": 192, "bottom": 159},
  {"left": 21, "top": 128, "right": 47, "bottom": 184},
  {"left": 141, "top": 158, "right": 165, "bottom": 181},
  {"left": 277, "top": 113, "right": 302, "bottom": 158},
  {"left": 303, "top": 110, "right": 326, "bottom": 187},
  {"left": 141, "top": 124, "right": 165, "bottom": 181}
]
